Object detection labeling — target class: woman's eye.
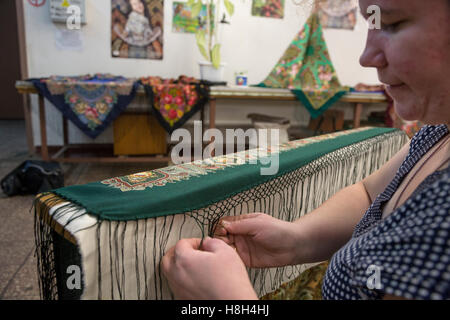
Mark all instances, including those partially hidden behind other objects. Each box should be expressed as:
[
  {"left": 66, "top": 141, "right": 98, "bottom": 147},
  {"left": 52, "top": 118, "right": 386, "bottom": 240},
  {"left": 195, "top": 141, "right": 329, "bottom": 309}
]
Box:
[{"left": 381, "top": 21, "right": 404, "bottom": 32}]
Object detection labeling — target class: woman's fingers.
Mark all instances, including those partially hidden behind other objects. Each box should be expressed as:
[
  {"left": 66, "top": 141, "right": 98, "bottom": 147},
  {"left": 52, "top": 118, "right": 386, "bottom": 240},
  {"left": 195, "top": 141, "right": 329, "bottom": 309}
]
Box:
[
  {"left": 161, "top": 245, "right": 175, "bottom": 275},
  {"left": 214, "top": 213, "right": 265, "bottom": 247},
  {"left": 162, "top": 238, "right": 202, "bottom": 274},
  {"left": 214, "top": 213, "right": 263, "bottom": 237},
  {"left": 175, "top": 238, "right": 202, "bottom": 252},
  {"left": 201, "top": 237, "right": 230, "bottom": 253},
  {"left": 221, "top": 213, "right": 263, "bottom": 235}
]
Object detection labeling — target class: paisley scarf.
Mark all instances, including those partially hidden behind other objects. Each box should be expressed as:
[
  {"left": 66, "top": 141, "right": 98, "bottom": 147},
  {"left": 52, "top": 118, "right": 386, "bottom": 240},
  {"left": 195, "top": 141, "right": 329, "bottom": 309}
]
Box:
[
  {"left": 255, "top": 13, "right": 351, "bottom": 119},
  {"left": 29, "top": 74, "right": 138, "bottom": 139},
  {"left": 140, "top": 76, "right": 210, "bottom": 133}
]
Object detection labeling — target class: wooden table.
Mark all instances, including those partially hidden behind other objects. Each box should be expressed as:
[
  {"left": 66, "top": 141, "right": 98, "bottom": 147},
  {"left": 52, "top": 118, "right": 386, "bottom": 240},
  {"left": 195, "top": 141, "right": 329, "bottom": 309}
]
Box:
[
  {"left": 15, "top": 81, "right": 176, "bottom": 163},
  {"left": 208, "top": 86, "right": 387, "bottom": 130},
  {"left": 15, "top": 81, "right": 387, "bottom": 163}
]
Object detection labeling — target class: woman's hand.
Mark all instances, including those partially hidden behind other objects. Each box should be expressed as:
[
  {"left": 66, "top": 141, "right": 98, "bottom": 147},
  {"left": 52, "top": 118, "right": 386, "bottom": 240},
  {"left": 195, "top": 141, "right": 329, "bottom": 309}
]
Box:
[
  {"left": 214, "top": 213, "right": 300, "bottom": 268},
  {"left": 161, "top": 237, "right": 258, "bottom": 300}
]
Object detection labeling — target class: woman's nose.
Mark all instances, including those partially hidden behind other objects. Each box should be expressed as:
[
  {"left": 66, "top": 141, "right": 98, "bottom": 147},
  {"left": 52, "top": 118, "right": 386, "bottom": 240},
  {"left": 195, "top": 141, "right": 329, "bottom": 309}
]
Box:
[{"left": 359, "top": 31, "right": 388, "bottom": 69}]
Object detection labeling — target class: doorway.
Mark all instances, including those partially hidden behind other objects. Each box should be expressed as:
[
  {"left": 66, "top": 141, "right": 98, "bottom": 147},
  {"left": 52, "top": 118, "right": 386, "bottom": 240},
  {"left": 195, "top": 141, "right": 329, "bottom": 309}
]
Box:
[{"left": 0, "top": 0, "right": 24, "bottom": 119}]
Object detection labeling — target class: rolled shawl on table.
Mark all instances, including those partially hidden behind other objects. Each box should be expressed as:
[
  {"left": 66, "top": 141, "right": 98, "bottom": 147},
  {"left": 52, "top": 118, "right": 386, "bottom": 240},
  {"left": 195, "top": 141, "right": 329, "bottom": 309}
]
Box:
[{"left": 34, "top": 127, "right": 408, "bottom": 299}]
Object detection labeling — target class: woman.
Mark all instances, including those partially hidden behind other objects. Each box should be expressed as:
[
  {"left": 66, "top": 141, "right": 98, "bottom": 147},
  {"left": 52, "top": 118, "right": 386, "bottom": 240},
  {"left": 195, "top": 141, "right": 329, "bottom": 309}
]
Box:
[{"left": 161, "top": 0, "right": 450, "bottom": 300}]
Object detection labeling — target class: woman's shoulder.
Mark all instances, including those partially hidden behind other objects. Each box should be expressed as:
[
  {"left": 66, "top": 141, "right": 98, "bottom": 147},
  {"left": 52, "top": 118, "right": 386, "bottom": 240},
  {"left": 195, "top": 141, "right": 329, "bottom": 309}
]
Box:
[
  {"left": 351, "top": 167, "right": 449, "bottom": 299},
  {"left": 408, "top": 124, "right": 449, "bottom": 154}
]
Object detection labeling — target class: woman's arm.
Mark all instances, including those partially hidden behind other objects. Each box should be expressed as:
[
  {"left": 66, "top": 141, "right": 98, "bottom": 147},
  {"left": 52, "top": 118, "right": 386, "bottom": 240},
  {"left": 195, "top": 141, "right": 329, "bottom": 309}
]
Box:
[
  {"left": 292, "top": 181, "right": 372, "bottom": 263},
  {"left": 162, "top": 139, "right": 412, "bottom": 299},
  {"left": 291, "top": 140, "right": 411, "bottom": 264},
  {"left": 217, "top": 140, "right": 411, "bottom": 267}
]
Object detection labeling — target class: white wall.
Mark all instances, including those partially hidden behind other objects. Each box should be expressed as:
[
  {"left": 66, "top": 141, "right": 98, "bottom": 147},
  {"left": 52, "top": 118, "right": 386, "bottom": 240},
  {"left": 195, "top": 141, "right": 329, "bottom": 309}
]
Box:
[{"left": 23, "top": 0, "right": 381, "bottom": 146}]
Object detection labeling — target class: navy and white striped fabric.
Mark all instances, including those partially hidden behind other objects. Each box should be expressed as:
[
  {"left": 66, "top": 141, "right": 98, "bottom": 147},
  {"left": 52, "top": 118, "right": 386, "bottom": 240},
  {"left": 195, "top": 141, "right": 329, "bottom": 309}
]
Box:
[{"left": 322, "top": 125, "right": 450, "bottom": 300}]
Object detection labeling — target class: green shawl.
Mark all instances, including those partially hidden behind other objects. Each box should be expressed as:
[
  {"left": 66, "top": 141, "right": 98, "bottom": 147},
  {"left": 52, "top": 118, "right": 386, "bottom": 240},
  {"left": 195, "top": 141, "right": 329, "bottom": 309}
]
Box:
[
  {"left": 51, "top": 127, "right": 398, "bottom": 221},
  {"left": 255, "top": 13, "right": 351, "bottom": 118}
]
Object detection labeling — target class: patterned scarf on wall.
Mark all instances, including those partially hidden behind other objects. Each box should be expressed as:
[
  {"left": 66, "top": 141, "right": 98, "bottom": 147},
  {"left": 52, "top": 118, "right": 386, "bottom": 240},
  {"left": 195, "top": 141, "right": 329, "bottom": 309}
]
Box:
[
  {"left": 29, "top": 74, "right": 139, "bottom": 139},
  {"left": 255, "top": 13, "right": 351, "bottom": 119},
  {"left": 140, "top": 76, "right": 209, "bottom": 133}
]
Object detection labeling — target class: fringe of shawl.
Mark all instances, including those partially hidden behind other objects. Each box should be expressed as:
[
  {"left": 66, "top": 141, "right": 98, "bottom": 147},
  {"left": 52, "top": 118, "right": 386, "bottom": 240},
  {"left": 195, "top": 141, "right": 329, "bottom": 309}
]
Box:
[{"left": 33, "top": 130, "right": 408, "bottom": 299}]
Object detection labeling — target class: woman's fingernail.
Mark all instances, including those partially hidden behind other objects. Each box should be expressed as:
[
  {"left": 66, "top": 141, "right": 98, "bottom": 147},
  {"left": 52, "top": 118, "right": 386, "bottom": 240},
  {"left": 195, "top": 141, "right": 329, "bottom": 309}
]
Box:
[{"left": 221, "top": 220, "right": 230, "bottom": 227}]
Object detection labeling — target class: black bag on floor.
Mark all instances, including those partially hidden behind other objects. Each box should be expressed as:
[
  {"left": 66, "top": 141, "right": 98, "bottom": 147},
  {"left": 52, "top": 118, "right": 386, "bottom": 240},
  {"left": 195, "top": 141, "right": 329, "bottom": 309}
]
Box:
[{"left": 1, "top": 160, "right": 64, "bottom": 196}]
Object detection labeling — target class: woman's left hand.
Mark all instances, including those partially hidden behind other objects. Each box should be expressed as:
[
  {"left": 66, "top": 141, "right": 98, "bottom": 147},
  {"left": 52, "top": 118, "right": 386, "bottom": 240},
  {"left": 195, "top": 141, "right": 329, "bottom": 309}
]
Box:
[{"left": 161, "top": 237, "right": 258, "bottom": 300}]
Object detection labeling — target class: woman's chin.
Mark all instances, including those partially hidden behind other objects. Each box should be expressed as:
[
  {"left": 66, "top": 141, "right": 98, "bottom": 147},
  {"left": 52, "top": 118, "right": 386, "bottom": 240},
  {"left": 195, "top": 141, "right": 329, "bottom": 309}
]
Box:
[{"left": 393, "top": 101, "right": 422, "bottom": 122}]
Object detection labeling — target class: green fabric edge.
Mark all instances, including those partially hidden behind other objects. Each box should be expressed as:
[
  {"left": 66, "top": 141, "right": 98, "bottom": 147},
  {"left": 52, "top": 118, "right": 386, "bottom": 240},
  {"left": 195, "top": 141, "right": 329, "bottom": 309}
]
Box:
[
  {"left": 52, "top": 127, "right": 399, "bottom": 221},
  {"left": 290, "top": 89, "right": 348, "bottom": 119},
  {"left": 253, "top": 83, "right": 351, "bottom": 119}
]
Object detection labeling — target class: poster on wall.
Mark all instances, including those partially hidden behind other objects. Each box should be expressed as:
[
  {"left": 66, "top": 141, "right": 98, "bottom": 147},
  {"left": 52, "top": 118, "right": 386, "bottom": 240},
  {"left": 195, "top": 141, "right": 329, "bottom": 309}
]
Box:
[
  {"left": 251, "top": 0, "right": 285, "bottom": 19},
  {"left": 317, "top": 0, "right": 358, "bottom": 30},
  {"left": 111, "top": 0, "right": 164, "bottom": 60},
  {"left": 172, "top": 2, "right": 214, "bottom": 33},
  {"left": 54, "top": 25, "right": 84, "bottom": 51},
  {"left": 50, "top": 0, "right": 87, "bottom": 24}
]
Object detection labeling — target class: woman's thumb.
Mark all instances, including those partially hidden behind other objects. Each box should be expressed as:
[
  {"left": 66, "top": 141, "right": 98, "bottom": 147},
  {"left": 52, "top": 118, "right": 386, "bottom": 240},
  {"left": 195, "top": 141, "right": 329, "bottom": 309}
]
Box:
[
  {"left": 221, "top": 218, "right": 254, "bottom": 236},
  {"left": 202, "top": 237, "right": 228, "bottom": 252}
]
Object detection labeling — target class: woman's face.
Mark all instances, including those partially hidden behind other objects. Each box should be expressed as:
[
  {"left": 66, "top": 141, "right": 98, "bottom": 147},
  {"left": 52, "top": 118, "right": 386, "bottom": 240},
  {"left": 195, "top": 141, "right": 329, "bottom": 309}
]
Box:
[
  {"left": 359, "top": 0, "right": 450, "bottom": 125},
  {"left": 130, "top": 0, "right": 145, "bottom": 14}
]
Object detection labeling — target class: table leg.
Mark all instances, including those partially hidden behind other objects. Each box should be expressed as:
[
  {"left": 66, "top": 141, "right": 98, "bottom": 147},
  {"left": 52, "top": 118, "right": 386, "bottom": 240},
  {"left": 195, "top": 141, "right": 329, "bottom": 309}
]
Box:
[
  {"left": 38, "top": 94, "right": 49, "bottom": 161},
  {"left": 200, "top": 103, "right": 205, "bottom": 147},
  {"left": 63, "top": 116, "right": 69, "bottom": 146},
  {"left": 209, "top": 98, "right": 216, "bottom": 156},
  {"left": 209, "top": 98, "right": 216, "bottom": 130},
  {"left": 353, "top": 103, "right": 363, "bottom": 129},
  {"left": 22, "top": 94, "right": 34, "bottom": 155}
]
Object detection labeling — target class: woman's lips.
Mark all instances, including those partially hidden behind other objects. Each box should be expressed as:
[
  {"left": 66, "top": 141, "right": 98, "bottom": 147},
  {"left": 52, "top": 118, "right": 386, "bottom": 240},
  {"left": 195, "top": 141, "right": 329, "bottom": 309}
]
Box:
[{"left": 386, "top": 83, "right": 406, "bottom": 94}]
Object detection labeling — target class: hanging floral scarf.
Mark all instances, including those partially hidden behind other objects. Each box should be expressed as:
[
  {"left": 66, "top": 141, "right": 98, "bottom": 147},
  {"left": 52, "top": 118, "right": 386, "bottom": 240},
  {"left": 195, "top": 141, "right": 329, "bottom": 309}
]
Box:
[
  {"left": 255, "top": 13, "right": 351, "bottom": 119},
  {"left": 140, "top": 76, "right": 209, "bottom": 133},
  {"left": 29, "top": 74, "right": 138, "bottom": 139}
]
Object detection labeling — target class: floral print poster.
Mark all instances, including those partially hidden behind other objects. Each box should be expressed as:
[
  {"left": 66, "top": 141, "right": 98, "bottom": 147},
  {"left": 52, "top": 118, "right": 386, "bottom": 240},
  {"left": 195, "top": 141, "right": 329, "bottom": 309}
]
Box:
[
  {"left": 172, "top": 2, "right": 214, "bottom": 33},
  {"left": 317, "top": 0, "right": 358, "bottom": 30},
  {"left": 251, "top": 0, "right": 285, "bottom": 19}
]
